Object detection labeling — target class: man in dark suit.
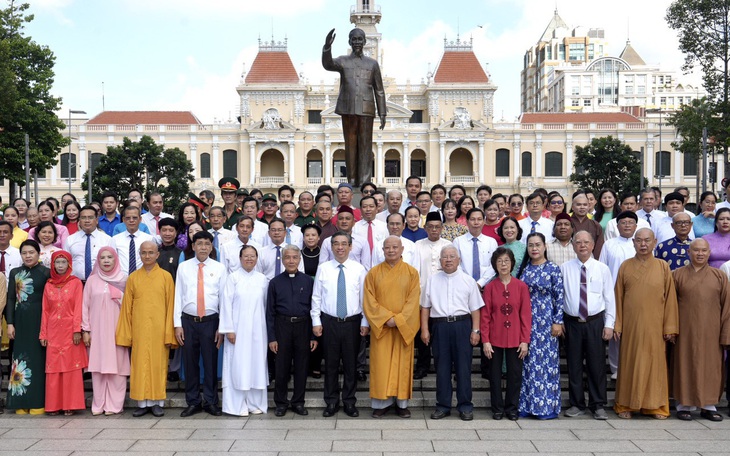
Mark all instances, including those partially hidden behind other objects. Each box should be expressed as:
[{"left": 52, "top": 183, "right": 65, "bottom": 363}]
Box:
[{"left": 322, "top": 27, "right": 387, "bottom": 186}]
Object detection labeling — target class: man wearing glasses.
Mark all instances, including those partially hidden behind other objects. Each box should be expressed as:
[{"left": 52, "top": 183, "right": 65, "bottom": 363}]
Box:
[
  {"left": 654, "top": 212, "right": 694, "bottom": 271},
  {"left": 653, "top": 192, "right": 695, "bottom": 245},
  {"left": 518, "top": 192, "right": 554, "bottom": 243},
  {"left": 259, "top": 193, "right": 280, "bottom": 226}
]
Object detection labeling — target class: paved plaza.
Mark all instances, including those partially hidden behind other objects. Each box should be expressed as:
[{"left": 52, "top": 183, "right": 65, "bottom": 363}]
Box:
[{"left": 0, "top": 407, "right": 729, "bottom": 455}]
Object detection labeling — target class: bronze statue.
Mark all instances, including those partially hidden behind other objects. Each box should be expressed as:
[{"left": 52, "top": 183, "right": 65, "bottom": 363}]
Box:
[{"left": 322, "top": 27, "right": 386, "bottom": 187}]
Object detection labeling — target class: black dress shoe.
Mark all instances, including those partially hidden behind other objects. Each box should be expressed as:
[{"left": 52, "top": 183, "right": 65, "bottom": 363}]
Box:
[
  {"left": 291, "top": 405, "right": 308, "bottom": 416},
  {"left": 274, "top": 406, "right": 287, "bottom": 417},
  {"left": 322, "top": 404, "right": 339, "bottom": 417},
  {"left": 430, "top": 409, "right": 450, "bottom": 420},
  {"left": 132, "top": 407, "right": 150, "bottom": 417},
  {"left": 413, "top": 369, "right": 427, "bottom": 380},
  {"left": 167, "top": 372, "right": 180, "bottom": 382},
  {"left": 492, "top": 411, "right": 504, "bottom": 420},
  {"left": 180, "top": 404, "right": 203, "bottom": 417},
  {"left": 310, "top": 371, "right": 322, "bottom": 379},
  {"left": 506, "top": 411, "right": 519, "bottom": 421},
  {"left": 396, "top": 406, "right": 411, "bottom": 418},
  {"left": 344, "top": 404, "right": 359, "bottom": 417},
  {"left": 357, "top": 371, "right": 367, "bottom": 382},
  {"left": 203, "top": 404, "right": 222, "bottom": 416},
  {"left": 459, "top": 411, "right": 473, "bottom": 421},
  {"left": 372, "top": 406, "right": 391, "bottom": 418},
  {"left": 150, "top": 405, "right": 164, "bottom": 417}
]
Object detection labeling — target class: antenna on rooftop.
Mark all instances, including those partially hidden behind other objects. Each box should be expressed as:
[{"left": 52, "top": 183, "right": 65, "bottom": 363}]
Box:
[{"left": 101, "top": 81, "right": 105, "bottom": 111}]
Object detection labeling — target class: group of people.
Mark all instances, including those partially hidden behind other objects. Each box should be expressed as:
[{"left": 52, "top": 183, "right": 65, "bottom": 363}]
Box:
[{"left": 0, "top": 175, "right": 727, "bottom": 422}]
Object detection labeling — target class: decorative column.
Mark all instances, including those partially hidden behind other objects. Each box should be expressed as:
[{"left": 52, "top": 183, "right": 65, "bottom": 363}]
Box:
[
  {"left": 212, "top": 142, "right": 220, "bottom": 182},
  {"left": 645, "top": 141, "right": 655, "bottom": 184},
  {"left": 534, "top": 134, "right": 543, "bottom": 178},
  {"left": 189, "top": 143, "right": 198, "bottom": 179},
  {"left": 565, "top": 138, "right": 574, "bottom": 180},
  {"left": 478, "top": 140, "right": 485, "bottom": 184},
  {"left": 513, "top": 138, "right": 521, "bottom": 186},
  {"left": 376, "top": 142, "right": 383, "bottom": 184},
  {"left": 288, "top": 141, "right": 295, "bottom": 185},
  {"left": 249, "top": 142, "right": 256, "bottom": 186},
  {"left": 402, "top": 141, "right": 410, "bottom": 182},
  {"left": 439, "top": 141, "right": 446, "bottom": 184},
  {"left": 324, "top": 142, "right": 332, "bottom": 184},
  {"left": 674, "top": 149, "right": 681, "bottom": 184}
]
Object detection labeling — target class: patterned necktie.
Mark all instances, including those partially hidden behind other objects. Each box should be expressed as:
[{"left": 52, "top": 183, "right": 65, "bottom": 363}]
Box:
[
  {"left": 579, "top": 265, "right": 588, "bottom": 320},
  {"left": 275, "top": 245, "right": 281, "bottom": 276},
  {"left": 213, "top": 231, "right": 219, "bottom": 251},
  {"left": 85, "top": 233, "right": 92, "bottom": 280},
  {"left": 367, "top": 221, "right": 374, "bottom": 253},
  {"left": 0, "top": 251, "right": 5, "bottom": 275},
  {"left": 337, "top": 263, "right": 347, "bottom": 318},
  {"left": 197, "top": 262, "right": 205, "bottom": 318},
  {"left": 471, "top": 237, "right": 480, "bottom": 281},
  {"left": 128, "top": 234, "right": 136, "bottom": 274},
  {"left": 645, "top": 213, "right": 651, "bottom": 227},
  {"left": 154, "top": 215, "right": 160, "bottom": 235},
  {"left": 286, "top": 228, "right": 291, "bottom": 245},
  {"left": 531, "top": 221, "right": 538, "bottom": 233}
]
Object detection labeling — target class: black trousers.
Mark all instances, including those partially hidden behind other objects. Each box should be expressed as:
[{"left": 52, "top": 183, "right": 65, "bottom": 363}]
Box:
[
  {"left": 273, "top": 316, "right": 311, "bottom": 408},
  {"left": 489, "top": 346, "right": 522, "bottom": 414},
  {"left": 341, "top": 115, "right": 374, "bottom": 186},
  {"left": 181, "top": 314, "right": 219, "bottom": 407},
  {"left": 564, "top": 315, "right": 607, "bottom": 411},
  {"left": 309, "top": 335, "right": 323, "bottom": 373},
  {"left": 322, "top": 314, "right": 361, "bottom": 407},
  {"left": 414, "top": 319, "right": 433, "bottom": 373},
  {"left": 432, "top": 319, "right": 473, "bottom": 412},
  {"left": 356, "top": 334, "right": 368, "bottom": 373}
]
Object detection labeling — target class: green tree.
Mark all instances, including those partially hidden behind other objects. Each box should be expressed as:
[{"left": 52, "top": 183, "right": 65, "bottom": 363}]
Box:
[
  {"left": 82, "top": 135, "right": 194, "bottom": 213},
  {"left": 666, "top": 0, "right": 730, "bottom": 177},
  {"left": 570, "top": 136, "right": 643, "bottom": 196},
  {"left": 668, "top": 97, "right": 720, "bottom": 185},
  {"left": 0, "top": 1, "right": 68, "bottom": 190}
]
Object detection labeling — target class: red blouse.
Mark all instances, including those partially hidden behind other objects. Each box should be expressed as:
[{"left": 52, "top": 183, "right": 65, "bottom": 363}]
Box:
[{"left": 480, "top": 277, "right": 531, "bottom": 348}]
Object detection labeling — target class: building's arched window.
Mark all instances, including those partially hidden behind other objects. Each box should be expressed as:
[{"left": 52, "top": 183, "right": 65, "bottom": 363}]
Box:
[
  {"left": 222, "top": 149, "right": 237, "bottom": 178},
  {"left": 521, "top": 151, "right": 532, "bottom": 177},
  {"left": 495, "top": 148, "right": 510, "bottom": 177},
  {"left": 545, "top": 151, "right": 563, "bottom": 177},
  {"left": 655, "top": 151, "right": 671, "bottom": 177},
  {"left": 683, "top": 151, "right": 697, "bottom": 176},
  {"left": 307, "top": 149, "right": 323, "bottom": 178},
  {"left": 60, "top": 153, "right": 77, "bottom": 179},
  {"left": 90, "top": 152, "right": 103, "bottom": 172},
  {"left": 199, "top": 153, "right": 211, "bottom": 179},
  {"left": 384, "top": 149, "right": 401, "bottom": 177}
]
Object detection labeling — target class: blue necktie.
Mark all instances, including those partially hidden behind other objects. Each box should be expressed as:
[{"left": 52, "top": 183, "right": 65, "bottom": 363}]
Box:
[
  {"left": 471, "top": 237, "right": 480, "bottom": 281},
  {"left": 128, "top": 234, "right": 136, "bottom": 274},
  {"left": 213, "top": 231, "right": 219, "bottom": 251},
  {"left": 645, "top": 213, "right": 651, "bottom": 227},
  {"left": 337, "top": 264, "right": 347, "bottom": 318},
  {"left": 531, "top": 221, "right": 538, "bottom": 233},
  {"left": 286, "top": 228, "right": 292, "bottom": 245},
  {"left": 275, "top": 245, "right": 281, "bottom": 276},
  {"left": 84, "top": 233, "right": 92, "bottom": 280}
]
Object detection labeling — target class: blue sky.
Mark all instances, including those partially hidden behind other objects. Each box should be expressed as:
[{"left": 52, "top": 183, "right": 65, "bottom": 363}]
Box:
[{"left": 24, "top": 0, "right": 695, "bottom": 123}]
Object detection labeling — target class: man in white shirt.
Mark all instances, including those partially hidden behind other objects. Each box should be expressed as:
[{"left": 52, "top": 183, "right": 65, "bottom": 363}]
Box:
[
  {"left": 320, "top": 206, "right": 372, "bottom": 268},
  {"left": 218, "top": 216, "right": 263, "bottom": 274},
  {"left": 421, "top": 245, "right": 483, "bottom": 421},
  {"left": 371, "top": 213, "right": 420, "bottom": 269},
  {"left": 207, "top": 206, "right": 235, "bottom": 256},
  {"left": 377, "top": 189, "right": 403, "bottom": 223},
  {"left": 64, "top": 205, "right": 114, "bottom": 281},
  {"left": 399, "top": 175, "right": 422, "bottom": 213},
  {"left": 279, "top": 201, "right": 303, "bottom": 248},
  {"left": 604, "top": 193, "right": 650, "bottom": 241},
  {"left": 716, "top": 180, "right": 730, "bottom": 211},
  {"left": 352, "top": 196, "right": 388, "bottom": 263},
  {"left": 311, "top": 232, "right": 369, "bottom": 418},
  {"left": 241, "top": 196, "right": 270, "bottom": 246},
  {"left": 0, "top": 221, "right": 21, "bottom": 284},
  {"left": 141, "top": 192, "right": 172, "bottom": 235},
  {"left": 258, "top": 218, "right": 304, "bottom": 280},
  {"left": 519, "top": 192, "right": 554, "bottom": 243},
  {"left": 598, "top": 211, "right": 637, "bottom": 379},
  {"left": 453, "top": 208, "right": 498, "bottom": 290},
  {"left": 113, "top": 206, "right": 154, "bottom": 275},
  {"left": 560, "top": 231, "right": 615, "bottom": 421},
  {"left": 636, "top": 188, "right": 667, "bottom": 228},
  {"left": 653, "top": 192, "right": 694, "bottom": 244},
  {"left": 174, "top": 231, "right": 227, "bottom": 418}
]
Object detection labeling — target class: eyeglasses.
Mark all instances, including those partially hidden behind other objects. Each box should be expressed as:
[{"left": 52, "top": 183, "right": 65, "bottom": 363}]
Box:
[
  {"left": 549, "top": 200, "right": 564, "bottom": 206},
  {"left": 262, "top": 202, "right": 277, "bottom": 207},
  {"left": 527, "top": 201, "right": 542, "bottom": 207},
  {"left": 510, "top": 202, "right": 523, "bottom": 207},
  {"left": 673, "top": 221, "right": 692, "bottom": 226}
]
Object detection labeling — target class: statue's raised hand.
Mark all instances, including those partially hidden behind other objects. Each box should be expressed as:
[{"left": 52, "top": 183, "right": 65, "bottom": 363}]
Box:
[{"left": 325, "top": 28, "right": 336, "bottom": 48}]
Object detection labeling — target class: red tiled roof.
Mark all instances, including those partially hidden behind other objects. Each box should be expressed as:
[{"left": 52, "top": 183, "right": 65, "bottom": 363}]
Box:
[
  {"left": 87, "top": 111, "right": 201, "bottom": 125},
  {"left": 433, "top": 51, "right": 489, "bottom": 84},
  {"left": 520, "top": 112, "right": 642, "bottom": 123},
  {"left": 245, "top": 51, "right": 299, "bottom": 84}
]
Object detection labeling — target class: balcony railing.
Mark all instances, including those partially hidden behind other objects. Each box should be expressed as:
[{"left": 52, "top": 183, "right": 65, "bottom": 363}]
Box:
[
  {"left": 384, "top": 177, "right": 401, "bottom": 185},
  {"left": 307, "top": 177, "right": 323, "bottom": 186},
  {"left": 449, "top": 175, "right": 476, "bottom": 184},
  {"left": 258, "top": 176, "right": 285, "bottom": 186}
]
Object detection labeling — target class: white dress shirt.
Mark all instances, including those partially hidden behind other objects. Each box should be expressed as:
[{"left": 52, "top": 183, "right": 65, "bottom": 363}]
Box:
[
  {"left": 319, "top": 233, "right": 372, "bottom": 270},
  {"left": 518, "top": 216, "right": 555, "bottom": 243},
  {"left": 604, "top": 217, "right": 651, "bottom": 241},
  {"left": 141, "top": 211, "right": 172, "bottom": 235},
  {"left": 636, "top": 208, "right": 667, "bottom": 228},
  {"left": 422, "top": 269, "right": 484, "bottom": 318},
  {"left": 113, "top": 229, "right": 154, "bottom": 273},
  {"left": 173, "top": 257, "right": 227, "bottom": 327},
  {"left": 376, "top": 210, "right": 399, "bottom": 223},
  {"left": 560, "top": 257, "right": 616, "bottom": 328},
  {"left": 598, "top": 236, "right": 636, "bottom": 283},
  {"left": 399, "top": 199, "right": 417, "bottom": 214},
  {"left": 257, "top": 242, "right": 304, "bottom": 280},
  {"left": 415, "top": 237, "right": 452, "bottom": 288},
  {"left": 717, "top": 200, "right": 730, "bottom": 211},
  {"left": 652, "top": 214, "right": 695, "bottom": 245},
  {"left": 311, "top": 258, "right": 368, "bottom": 327},
  {"left": 63, "top": 229, "right": 115, "bottom": 280},
  {"left": 352, "top": 219, "right": 388, "bottom": 254},
  {"left": 283, "top": 224, "right": 303, "bottom": 248},
  {"left": 218, "top": 237, "right": 263, "bottom": 274},
  {"left": 371, "top": 236, "right": 420, "bottom": 271},
  {"left": 452, "top": 232, "right": 498, "bottom": 287},
  {"left": 208, "top": 227, "right": 235, "bottom": 247},
  {"left": 0, "top": 246, "right": 22, "bottom": 285}
]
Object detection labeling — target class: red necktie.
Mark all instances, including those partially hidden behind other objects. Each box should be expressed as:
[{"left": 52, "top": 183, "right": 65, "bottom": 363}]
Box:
[
  {"left": 0, "top": 251, "right": 5, "bottom": 275},
  {"left": 154, "top": 216, "right": 160, "bottom": 235},
  {"left": 367, "top": 222, "right": 374, "bottom": 253},
  {"left": 197, "top": 263, "right": 206, "bottom": 318}
]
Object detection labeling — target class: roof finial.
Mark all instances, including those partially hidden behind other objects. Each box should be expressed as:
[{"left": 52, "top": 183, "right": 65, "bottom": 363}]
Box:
[{"left": 626, "top": 17, "right": 630, "bottom": 43}]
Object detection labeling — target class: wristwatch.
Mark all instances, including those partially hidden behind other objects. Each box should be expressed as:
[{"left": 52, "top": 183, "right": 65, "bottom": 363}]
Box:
[{"left": 471, "top": 329, "right": 481, "bottom": 334}]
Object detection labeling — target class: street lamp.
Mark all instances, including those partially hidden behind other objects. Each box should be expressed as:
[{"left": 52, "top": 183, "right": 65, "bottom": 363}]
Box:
[{"left": 68, "top": 109, "right": 86, "bottom": 193}]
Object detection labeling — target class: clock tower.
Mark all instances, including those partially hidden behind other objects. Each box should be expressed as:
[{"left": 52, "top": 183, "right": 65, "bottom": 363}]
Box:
[{"left": 350, "top": 0, "right": 382, "bottom": 64}]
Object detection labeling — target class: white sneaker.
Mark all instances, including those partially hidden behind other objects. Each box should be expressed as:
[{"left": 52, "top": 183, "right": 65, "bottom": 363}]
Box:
[
  {"left": 564, "top": 406, "right": 586, "bottom": 417},
  {"left": 611, "top": 373, "right": 617, "bottom": 380},
  {"left": 250, "top": 409, "right": 263, "bottom": 415}
]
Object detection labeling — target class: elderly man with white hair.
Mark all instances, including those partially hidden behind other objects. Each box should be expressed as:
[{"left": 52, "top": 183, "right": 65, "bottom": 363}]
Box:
[
  {"left": 376, "top": 189, "right": 404, "bottom": 223},
  {"left": 420, "top": 245, "right": 483, "bottom": 421}
]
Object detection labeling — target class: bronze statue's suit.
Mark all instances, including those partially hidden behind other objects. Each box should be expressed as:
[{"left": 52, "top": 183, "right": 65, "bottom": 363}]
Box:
[{"left": 322, "top": 47, "right": 386, "bottom": 186}]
